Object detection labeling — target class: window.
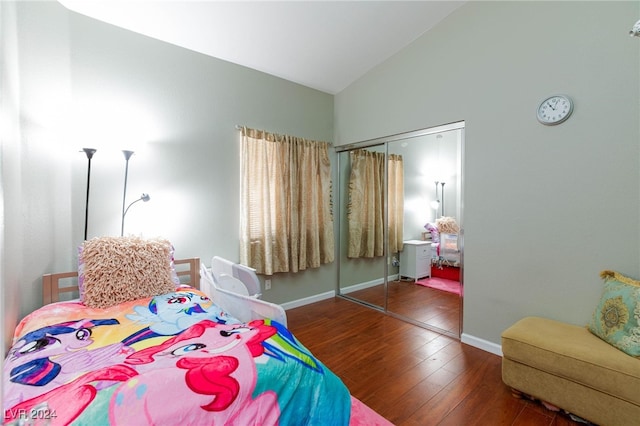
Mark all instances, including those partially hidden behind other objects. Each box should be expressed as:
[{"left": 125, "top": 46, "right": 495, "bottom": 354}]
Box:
[{"left": 239, "top": 127, "right": 334, "bottom": 275}]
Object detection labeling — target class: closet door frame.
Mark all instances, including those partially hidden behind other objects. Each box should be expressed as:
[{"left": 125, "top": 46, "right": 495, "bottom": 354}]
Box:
[{"left": 335, "top": 121, "right": 465, "bottom": 339}]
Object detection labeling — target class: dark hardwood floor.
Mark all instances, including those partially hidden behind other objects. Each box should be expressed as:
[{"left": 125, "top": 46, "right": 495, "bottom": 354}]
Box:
[
  {"left": 286, "top": 297, "right": 583, "bottom": 426},
  {"left": 348, "top": 280, "right": 461, "bottom": 336}
]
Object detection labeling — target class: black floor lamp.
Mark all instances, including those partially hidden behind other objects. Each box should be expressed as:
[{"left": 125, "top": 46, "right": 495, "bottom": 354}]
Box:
[{"left": 82, "top": 148, "right": 97, "bottom": 240}]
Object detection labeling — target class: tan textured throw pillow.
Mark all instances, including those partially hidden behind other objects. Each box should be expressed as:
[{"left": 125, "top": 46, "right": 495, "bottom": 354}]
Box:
[{"left": 81, "top": 236, "right": 176, "bottom": 309}]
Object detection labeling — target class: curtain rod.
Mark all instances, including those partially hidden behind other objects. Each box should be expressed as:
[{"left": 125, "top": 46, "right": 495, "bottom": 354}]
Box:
[{"left": 235, "top": 125, "right": 332, "bottom": 144}]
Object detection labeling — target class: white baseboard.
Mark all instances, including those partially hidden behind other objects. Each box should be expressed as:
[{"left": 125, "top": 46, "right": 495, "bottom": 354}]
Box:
[
  {"left": 281, "top": 290, "right": 335, "bottom": 311},
  {"left": 461, "top": 333, "right": 502, "bottom": 356},
  {"left": 339, "top": 274, "right": 399, "bottom": 295},
  {"left": 339, "top": 278, "right": 383, "bottom": 294},
  {"left": 279, "top": 276, "right": 396, "bottom": 311}
]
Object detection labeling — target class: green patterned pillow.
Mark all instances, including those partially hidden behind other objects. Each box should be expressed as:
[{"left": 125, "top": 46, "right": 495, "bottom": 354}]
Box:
[{"left": 588, "top": 270, "right": 640, "bottom": 357}]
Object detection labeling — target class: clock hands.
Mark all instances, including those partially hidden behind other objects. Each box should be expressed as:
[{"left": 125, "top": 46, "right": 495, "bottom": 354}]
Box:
[{"left": 538, "top": 95, "right": 572, "bottom": 125}]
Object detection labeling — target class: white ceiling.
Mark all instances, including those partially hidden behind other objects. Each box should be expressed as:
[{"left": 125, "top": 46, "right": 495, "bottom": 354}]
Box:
[{"left": 58, "top": 1, "right": 465, "bottom": 94}]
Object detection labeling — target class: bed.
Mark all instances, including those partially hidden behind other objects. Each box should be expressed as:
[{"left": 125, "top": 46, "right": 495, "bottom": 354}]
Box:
[{"left": 3, "top": 236, "right": 390, "bottom": 425}]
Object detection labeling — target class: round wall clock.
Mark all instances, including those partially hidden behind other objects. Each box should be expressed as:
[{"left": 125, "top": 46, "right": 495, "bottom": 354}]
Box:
[{"left": 536, "top": 95, "right": 573, "bottom": 125}]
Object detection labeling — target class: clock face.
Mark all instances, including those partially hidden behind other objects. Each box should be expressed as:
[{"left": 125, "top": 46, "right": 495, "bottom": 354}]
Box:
[{"left": 537, "top": 95, "right": 573, "bottom": 125}]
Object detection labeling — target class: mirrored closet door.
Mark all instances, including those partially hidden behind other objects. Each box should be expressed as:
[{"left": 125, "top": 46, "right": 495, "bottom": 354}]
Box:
[{"left": 336, "top": 122, "right": 464, "bottom": 338}]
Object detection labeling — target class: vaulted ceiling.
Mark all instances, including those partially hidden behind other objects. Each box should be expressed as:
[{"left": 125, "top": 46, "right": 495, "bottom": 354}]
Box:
[{"left": 58, "top": 1, "right": 465, "bottom": 94}]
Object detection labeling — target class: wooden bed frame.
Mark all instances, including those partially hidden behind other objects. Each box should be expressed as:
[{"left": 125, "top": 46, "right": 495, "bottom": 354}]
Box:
[{"left": 42, "top": 258, "right": 201, "bottom": 305}]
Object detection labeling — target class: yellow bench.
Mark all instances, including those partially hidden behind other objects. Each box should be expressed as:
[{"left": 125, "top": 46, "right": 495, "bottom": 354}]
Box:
[{"left": 501, "top": 316, "right": 640, "bottom": 426}]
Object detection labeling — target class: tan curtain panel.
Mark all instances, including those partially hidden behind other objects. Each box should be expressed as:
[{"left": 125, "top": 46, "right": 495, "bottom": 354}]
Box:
[
  {"left": 388, "top": 154, "right": 404, "bottom": 253},
  {"left": 239, "top": 127, "right": 334, "bottom": 275},
  {"left": 347, "top": 150, "right": 404, "bottom": 258}
]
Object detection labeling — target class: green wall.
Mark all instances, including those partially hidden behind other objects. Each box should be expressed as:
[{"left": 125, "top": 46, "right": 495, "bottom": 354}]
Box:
[
  {"left": 335, "top": 1, "right": 640, "bottom": 349},
  {"left": 1, "top": 0, "right": 335, "bottom": 351},
  {"left": 3, "top": 0, "right": 639, "bottom": 353}
]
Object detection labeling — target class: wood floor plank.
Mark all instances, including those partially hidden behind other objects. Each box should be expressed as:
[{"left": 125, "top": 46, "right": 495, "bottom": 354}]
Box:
[{"left": 286, "top": 297, "right": 584, "bottom": 426}]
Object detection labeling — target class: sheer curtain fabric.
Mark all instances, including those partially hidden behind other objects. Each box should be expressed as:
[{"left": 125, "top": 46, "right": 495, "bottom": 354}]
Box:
[{"left": 239, "top": 127, "right": 334, "bottom": 275}]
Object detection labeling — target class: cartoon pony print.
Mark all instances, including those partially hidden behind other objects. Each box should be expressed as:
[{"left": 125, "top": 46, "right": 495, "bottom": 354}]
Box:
[
  {"left": 109, "top": 320, "right": 279, "bottom": 425},
  {"left": 5, "top": 365, "right": 138, "bottom": 426},
  {"left": 123, "top": 290, "right": 238, "bottom": 345},
  {"left": 3, "top": 319, "right": 132, "bottom": 411}
]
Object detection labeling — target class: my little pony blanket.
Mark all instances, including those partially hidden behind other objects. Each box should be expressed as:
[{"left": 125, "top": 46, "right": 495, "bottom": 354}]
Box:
[{"left": 3, "top": 287, "right": 351, "bottom": 425}]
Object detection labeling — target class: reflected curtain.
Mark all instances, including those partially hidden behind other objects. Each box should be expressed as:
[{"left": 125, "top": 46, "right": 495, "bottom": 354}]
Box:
[
  {"left": 348, "top": 150, "right": 404, "bottom": 258},
  {"left": 388, "top": 154, "right": 404, "bottom": 253},
  {"left": 239, "top": 127, "right": 334, "bottom": 275}
]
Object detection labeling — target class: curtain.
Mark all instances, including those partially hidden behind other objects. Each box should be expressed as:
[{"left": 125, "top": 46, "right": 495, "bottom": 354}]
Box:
[
  {"left": 347, "top": 150, "right": 404, "bottom": 258},
  {"left": 239, "top": 127, "right": 334, "bottom": 275},
  {"left": 388, "top": 154, "right": 404, "bottom": 253}
]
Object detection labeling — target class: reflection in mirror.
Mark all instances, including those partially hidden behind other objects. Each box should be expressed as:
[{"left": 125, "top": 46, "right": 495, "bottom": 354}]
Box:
[
  {"left": 386, "top": 129, "right": 462, "bottom": 337},
  {"left": 337, "top": 122, "right": 464, "bottom": 338},
  {"left": 337, "top": 145, "right": 387, "bottom": 309}
]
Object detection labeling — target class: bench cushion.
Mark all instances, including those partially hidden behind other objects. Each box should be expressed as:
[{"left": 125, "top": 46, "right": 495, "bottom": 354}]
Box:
[{"left": 501, "top": 316, "right": 640, "bottom": 407}]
